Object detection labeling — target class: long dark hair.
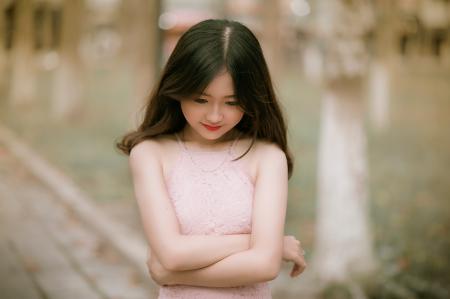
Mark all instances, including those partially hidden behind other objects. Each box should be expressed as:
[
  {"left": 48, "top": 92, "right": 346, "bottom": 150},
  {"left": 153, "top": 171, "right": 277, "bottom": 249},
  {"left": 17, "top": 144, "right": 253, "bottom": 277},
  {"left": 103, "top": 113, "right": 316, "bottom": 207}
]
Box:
[{"left": 116, "top": 19, "right": 293, "bottom": 178}]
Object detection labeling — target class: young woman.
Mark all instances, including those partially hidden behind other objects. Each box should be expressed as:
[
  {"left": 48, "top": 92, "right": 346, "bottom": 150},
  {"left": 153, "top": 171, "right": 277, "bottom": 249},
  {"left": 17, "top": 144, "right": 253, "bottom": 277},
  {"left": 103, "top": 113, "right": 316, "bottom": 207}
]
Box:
[{"left": 117, "top": 19, "right": 306, "bottom": 299}]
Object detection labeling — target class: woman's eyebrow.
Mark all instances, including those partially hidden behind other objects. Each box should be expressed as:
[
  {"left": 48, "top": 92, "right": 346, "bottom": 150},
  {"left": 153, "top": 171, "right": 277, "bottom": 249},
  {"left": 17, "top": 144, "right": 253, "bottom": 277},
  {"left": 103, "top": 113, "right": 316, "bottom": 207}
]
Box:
[{"left": 201, "top": 92, "right": 236, "bottom": 98}]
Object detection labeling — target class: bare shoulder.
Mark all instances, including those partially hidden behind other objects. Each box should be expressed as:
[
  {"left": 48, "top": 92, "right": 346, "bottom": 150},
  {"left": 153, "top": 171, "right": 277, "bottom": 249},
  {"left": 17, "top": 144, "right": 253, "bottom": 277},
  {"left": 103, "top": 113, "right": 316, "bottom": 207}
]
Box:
[
  {"left": 129, "top": 138, "right": 160, "bottom": 159},
  {"left": 129, "top": 134, "right": 179, "bottom": 178},
  {"left": 253, "top": 140, "right": 287, "bottom": 164},
  {"left": 251, "top": 141, "right": 287, "bottom": 181},
  {"left": 129, "top": 135, "right": 176, "bottom": 163},
  {"left": 128, "top": 141, "right": 160, "bottom": 178},
  {"left": 235, "top": 138, "right": 283, "bottom": 156},
  {"left": 234, "top": 138, "right": 287, "bottom": 182}
]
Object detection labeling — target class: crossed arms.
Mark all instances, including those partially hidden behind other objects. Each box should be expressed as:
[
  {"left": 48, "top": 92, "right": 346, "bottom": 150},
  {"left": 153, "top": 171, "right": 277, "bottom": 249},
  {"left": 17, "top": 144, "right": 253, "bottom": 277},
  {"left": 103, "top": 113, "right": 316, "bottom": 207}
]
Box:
[{"left": 129, "top": 140, "right": 288, "bottom": 287}]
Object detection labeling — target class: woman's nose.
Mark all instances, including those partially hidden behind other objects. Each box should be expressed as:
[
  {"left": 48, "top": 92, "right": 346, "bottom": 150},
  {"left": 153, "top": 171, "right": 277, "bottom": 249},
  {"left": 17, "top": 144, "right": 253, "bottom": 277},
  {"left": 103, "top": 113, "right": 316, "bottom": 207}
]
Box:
[{"left": 206, "top": 106, "right": 223, "bottom": 123}]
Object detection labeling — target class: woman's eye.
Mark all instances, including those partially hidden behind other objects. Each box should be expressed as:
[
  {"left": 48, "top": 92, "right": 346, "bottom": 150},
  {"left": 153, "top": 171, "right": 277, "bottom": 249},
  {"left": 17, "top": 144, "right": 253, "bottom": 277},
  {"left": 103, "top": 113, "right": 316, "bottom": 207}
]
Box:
[
  {"left": 226, "top": 101, "right": 240, "bottom": 106},
  {"left": 194, "top": 98, "right": 207, "bottom": 104}
]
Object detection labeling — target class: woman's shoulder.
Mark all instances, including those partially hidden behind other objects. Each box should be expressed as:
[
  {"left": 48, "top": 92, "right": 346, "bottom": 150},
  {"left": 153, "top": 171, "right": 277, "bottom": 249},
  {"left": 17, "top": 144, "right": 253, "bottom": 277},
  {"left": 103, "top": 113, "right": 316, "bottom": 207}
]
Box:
[
  {"left": 129, "top": 134, "right": 179, "bottom": 162},
  {"left": 237, "top": 138, "right": 284, "bottom": 157},
  {"left": 234, "top": 138, "right": 286, "bottom": 177},
  {"left": 253, "top": 140, "right": 286, "bottom": 167},
  {"left": 128, "top": 134, "right": 180, "bottom": 180}
]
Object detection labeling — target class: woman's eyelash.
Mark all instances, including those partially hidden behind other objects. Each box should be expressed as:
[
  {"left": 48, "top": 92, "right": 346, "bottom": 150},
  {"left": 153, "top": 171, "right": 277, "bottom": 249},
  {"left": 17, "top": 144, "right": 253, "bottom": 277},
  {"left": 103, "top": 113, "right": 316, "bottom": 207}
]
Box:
[{"left": 193, "top": 98, "right": 239, "bottom": 106}]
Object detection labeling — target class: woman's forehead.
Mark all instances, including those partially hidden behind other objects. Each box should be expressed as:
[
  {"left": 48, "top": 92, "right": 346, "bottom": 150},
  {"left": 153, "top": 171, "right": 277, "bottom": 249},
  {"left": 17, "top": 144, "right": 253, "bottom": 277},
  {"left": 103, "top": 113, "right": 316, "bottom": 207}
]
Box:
[{"left": 201, "top": 71, "right": 235, "bottom": 97}]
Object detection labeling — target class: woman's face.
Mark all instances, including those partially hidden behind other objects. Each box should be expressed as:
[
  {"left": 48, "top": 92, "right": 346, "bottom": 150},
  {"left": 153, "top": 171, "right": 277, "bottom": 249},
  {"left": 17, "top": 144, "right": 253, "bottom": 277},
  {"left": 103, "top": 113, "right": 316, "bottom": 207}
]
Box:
[{"left": 180, "top": 70, "right": 244, "bottom": 143}]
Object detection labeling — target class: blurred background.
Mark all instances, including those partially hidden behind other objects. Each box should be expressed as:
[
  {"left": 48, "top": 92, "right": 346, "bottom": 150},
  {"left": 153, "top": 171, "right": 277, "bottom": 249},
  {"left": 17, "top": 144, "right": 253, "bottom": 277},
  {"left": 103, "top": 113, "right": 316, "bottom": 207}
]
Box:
[{"left": 0, "top": 0, "right": 449, "bottom": 298}]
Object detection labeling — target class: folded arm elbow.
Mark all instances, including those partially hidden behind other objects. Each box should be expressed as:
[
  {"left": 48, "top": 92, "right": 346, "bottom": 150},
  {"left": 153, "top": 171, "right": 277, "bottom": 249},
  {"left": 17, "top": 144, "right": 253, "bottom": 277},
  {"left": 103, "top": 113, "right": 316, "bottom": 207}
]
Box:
[
  {"left": 256, "top": 251, "right": 282, "bottom": 281},
  {"left": 263, "top": 258, "right": 282, "bottom": 281},
  {"left": 154, "top": 243, "right": 185, "bottom": 272},
  {"left": 160, "top": 255, "right": 180, "bottom": 272}
]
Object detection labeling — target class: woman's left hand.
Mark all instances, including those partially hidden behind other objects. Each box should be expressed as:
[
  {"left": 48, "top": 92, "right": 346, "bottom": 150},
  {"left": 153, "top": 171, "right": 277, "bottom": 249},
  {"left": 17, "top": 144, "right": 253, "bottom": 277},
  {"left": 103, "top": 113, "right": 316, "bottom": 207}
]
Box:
[
  {"left": 282, "top": 235, "right": 307, "bottom": 277},
  {"left": 146, "top": 248, "right": 172, "bottom": 286}
]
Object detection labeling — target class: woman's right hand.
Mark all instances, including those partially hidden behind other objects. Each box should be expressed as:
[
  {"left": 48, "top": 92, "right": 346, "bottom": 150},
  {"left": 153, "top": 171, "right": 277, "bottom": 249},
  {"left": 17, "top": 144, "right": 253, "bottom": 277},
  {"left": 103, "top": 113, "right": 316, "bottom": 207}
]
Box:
[{"left": 283, "top": 235, "right": 307, "bottom": 277}]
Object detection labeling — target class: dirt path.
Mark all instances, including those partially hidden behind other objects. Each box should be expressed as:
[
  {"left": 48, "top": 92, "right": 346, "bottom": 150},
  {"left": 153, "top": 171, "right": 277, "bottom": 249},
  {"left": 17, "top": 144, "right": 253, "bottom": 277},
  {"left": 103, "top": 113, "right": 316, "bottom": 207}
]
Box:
[{"left": 0, "top": 143, "right": 156, "bottom": 299}]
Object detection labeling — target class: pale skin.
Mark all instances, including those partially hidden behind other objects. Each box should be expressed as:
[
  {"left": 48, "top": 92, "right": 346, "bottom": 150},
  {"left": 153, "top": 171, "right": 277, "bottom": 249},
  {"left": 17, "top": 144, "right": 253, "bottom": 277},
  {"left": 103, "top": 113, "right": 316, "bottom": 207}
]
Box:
[
  {"left": 128, "top": 70, "right": 306, "bottom": 288},
  {"left": 147, "top": 235, "right": 307, "bottom": 287}
]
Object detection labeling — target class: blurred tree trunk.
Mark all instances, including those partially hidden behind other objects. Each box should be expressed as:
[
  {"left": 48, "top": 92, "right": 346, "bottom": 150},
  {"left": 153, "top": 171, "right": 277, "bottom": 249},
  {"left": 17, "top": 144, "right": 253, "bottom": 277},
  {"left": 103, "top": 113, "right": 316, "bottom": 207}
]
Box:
[
  {"left": 51, "top": 0, "right": 83, "bottom": 120},
  {"left": 261, "top": 0, "right": 281, "bottom": 80},
  {"left": 0, "top": 2, "right": 7, "bottom": 96},
  {"left": 9, "top": 0, "right": 36, "bottom": 106},
  {"left": 418, "top": 0, "right": 449, "bottom": 58},
  {"left": 40, "top": 2, "right": 54, "bottom": 53},
  {"left": 314, "top": 0, "right": 378, "bottom": 290},
  {"left": 368, "top": 60, "right": 390, "bottom": 132},
  {"left": 368, "top": 0, "right": 393, "bottom": 132},
  {"left": 120, "top": 0, "right": 161, "bottom": 128}
]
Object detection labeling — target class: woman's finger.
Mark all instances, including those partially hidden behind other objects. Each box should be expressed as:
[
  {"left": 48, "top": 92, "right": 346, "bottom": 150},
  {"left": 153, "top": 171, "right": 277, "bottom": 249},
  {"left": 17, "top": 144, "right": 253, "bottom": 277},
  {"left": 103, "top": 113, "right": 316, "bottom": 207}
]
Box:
[
  {"left": 290, "top": 263, "right": 299, "bottom": 277},
  {"left": 292, "top": 255, "right": 306, "bottom": 276},
  {"left": 291, "top": 264, "right": 303, "bottom": 277}
]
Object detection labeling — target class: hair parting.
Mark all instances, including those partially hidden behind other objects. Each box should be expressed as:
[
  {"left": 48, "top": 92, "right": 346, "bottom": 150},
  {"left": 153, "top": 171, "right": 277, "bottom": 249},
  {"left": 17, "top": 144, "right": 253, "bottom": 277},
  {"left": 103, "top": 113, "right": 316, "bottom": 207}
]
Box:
[{"left": 116, "top": 19, "right": 294, "bottom": 178}]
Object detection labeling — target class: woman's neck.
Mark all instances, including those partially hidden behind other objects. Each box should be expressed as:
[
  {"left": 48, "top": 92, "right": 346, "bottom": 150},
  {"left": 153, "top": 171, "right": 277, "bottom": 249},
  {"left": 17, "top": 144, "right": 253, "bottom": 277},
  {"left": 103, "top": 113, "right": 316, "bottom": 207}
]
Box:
[{"left": 180, "top": 126, "right": 240, "bottom": 151}]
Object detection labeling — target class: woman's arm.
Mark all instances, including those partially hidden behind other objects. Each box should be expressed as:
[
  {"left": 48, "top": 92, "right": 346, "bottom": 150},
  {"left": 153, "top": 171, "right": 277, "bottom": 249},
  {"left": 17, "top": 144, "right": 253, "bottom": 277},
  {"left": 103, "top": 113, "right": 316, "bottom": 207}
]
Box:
[
  {"left": 148, "top": 235, "right": 307, "bottom": 286},
  {"left": 129, "top": 140, "right": 251, "bottom": 271},
  {"left": 151, "top": 143, "right": 289, "bottom": 287}
]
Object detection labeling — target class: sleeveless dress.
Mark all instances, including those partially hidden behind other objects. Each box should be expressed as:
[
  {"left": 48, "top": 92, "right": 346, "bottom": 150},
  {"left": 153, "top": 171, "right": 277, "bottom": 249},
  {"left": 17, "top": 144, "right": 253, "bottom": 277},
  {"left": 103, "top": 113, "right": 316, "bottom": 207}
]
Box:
[{"left": 157, "top": 133, "right": 272, "bottom": 299}]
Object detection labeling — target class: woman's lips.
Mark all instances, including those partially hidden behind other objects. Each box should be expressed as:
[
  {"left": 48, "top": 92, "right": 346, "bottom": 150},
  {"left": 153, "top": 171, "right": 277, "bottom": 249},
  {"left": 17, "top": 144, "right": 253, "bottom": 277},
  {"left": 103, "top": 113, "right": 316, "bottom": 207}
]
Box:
[{"left": 202, "top": 123, "right": 222, "bottom": 131}]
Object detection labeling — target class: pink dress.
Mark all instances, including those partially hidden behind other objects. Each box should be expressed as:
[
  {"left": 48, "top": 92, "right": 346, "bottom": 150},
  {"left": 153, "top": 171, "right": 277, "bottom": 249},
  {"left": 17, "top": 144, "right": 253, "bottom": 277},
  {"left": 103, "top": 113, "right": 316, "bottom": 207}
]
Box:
[{"left": 157, "top": 133, "right": 272, "bottom": 299}]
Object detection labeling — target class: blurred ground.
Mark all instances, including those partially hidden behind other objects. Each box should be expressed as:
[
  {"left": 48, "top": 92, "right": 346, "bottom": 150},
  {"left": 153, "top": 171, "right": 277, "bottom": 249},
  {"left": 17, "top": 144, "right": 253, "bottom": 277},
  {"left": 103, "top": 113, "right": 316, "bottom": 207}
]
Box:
[{"left": 0, "top": 141, "right": 156, "bottom": 299}]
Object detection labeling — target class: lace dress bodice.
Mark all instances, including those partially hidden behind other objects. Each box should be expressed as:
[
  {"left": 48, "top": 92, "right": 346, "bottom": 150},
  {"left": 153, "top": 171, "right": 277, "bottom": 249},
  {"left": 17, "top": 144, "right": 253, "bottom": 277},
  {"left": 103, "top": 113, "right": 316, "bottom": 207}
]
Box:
[{"left": 157, "top": 133, "right": 272, "bottom": 299}]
